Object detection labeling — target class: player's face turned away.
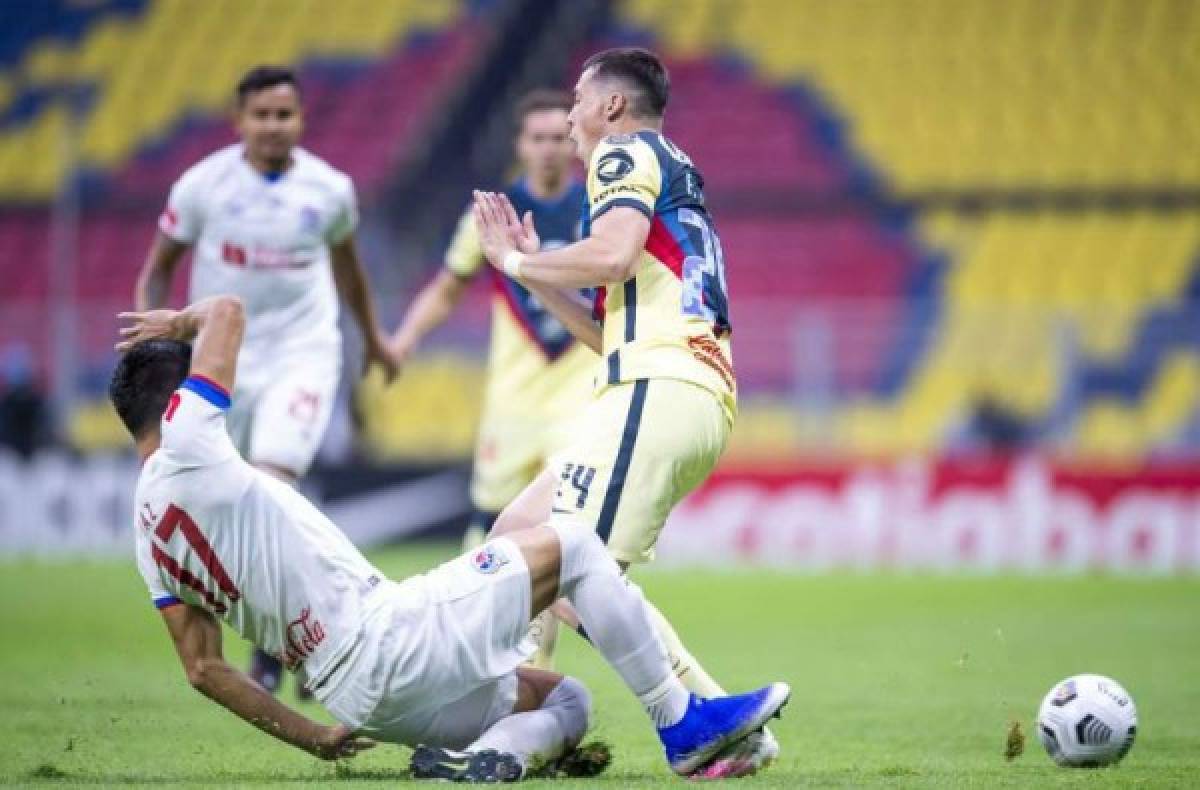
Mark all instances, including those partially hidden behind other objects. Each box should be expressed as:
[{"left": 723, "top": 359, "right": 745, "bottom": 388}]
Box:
[
  {"left": 516, "top": 108, "right": 573, "bottom": 186},
  {"left": 567, "top": 67, "right": 610, "bottom": 164},
  {"left": 236, "top": 84, "right": 304, "bottom": 168}
]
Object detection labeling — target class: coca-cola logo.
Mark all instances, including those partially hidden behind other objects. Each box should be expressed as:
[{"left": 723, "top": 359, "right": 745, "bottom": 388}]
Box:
[{"left": 281, "top": 607, "right": 326, "bottom": 669}]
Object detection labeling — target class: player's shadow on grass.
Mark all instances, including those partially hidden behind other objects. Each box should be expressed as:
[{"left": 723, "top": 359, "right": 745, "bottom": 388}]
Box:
[{"left": 25, "top": 762, "right": 413, "bottom": 784}]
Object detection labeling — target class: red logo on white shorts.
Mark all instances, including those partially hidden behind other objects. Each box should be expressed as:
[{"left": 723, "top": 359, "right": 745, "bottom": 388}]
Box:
[{"left": 288, "top": 389, "right": 320, "bottom": 424}]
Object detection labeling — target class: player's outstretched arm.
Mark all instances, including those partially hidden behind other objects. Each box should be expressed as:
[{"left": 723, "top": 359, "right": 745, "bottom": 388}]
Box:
[
  {"left": 331, "top": 237, "right": 399, "bottom": 384},
  {"left": 473, "top": 191, "right": 649, "bottom": 289},
  {"left": 160, "top": 603, "right": 374, "bottom": 760},
  {"left": 116, "top": 295, "right": 245, "bottom": 394},
  {"left": 389, "top": 269, "right": 470, "bottom": 366},
  {"left": 134, "top": 231, "right": 190, "bottom": 311}
]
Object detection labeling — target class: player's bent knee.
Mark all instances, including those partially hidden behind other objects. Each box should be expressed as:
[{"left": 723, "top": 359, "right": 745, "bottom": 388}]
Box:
[
  {"left": 549, "top": 521, "right": 611, "bottom": 587},
  {"left": 491, "top": 470, "right": 557, "bottom": 537}
]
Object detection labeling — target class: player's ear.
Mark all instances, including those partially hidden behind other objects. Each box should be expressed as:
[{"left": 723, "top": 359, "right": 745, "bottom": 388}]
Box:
[
  {"left": 606, "top": 91, "right": 626, "bottom": 122},
  {"left": 230, "top": 101, "right": 246, "bottom": 135}
]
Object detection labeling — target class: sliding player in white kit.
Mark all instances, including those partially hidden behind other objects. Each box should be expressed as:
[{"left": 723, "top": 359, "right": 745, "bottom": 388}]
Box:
[
  {"left": 133, "top": 66, "right": 399, "bottom": 696},
  {"left": 109, "top": 295, "right": 789, "bottom": 781}
]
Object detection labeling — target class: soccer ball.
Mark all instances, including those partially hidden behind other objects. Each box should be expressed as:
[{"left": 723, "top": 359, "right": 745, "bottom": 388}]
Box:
[{"left": 1036, "top": 674, "right": 1137, "bottom": 767}]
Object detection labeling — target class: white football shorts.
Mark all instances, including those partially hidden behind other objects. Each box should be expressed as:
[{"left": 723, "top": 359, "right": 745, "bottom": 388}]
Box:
[
  {"left": 316, "top": 538, "right": 535, "bottom": 747},
  {"left": 225, "top": 345, "right": 340, "bottom": 477}
]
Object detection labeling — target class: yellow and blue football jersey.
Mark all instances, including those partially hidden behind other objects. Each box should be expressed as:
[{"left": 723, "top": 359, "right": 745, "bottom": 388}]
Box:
[
  {"left": 443, "top": 178, "right": 596, "bottom": 510},
  {"left": 583, "top": 130, "right": 736, "bottom": 422}
]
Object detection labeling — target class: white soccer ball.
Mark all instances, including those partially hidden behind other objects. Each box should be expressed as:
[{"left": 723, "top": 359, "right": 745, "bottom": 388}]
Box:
[{"left": 1036, "top": 674, "right": 1137, "bottom": 767}]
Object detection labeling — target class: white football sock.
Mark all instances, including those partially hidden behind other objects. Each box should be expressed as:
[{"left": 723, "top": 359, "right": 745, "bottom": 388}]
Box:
[
  {"left": 468, "top": 676, "right": 590, "bottom": 768},
  {"left": 551, "top": 522, "right": 690, "bottom": 728}
]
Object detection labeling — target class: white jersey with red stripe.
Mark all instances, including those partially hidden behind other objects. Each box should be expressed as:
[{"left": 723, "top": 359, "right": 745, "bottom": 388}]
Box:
[
  {"left": 132, "top": 375, "right": 383, "bottom": 687},
  {"left": 158, "top": 144, "right": 355, "bottom": 369}
]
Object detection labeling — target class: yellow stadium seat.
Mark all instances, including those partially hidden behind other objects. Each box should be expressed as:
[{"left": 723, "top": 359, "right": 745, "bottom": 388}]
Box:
[
  {"left": 620, "top": 0, "right": 1200, "bottom": 192},
  {"left": 0, "top": 0, "right": 465, "bottom": 197}
]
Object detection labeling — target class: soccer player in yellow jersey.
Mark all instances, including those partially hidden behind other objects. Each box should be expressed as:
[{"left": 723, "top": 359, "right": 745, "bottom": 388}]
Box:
[
  {"left": 388, "top": 92, "right": 595, "bottom": 665},
  {"left": 472, "top": 48, "right": 779, "bottom": 778}
]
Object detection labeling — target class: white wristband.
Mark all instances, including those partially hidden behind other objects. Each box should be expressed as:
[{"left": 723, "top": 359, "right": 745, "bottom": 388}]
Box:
[{"left": 501, "top": 250, "right": 525, "bottom": 279}]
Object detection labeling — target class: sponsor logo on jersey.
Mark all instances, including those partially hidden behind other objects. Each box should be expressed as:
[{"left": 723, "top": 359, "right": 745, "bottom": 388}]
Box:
[
  {"left": 471, "top": 545, "right": 510, "bottom": 574},
  {"left": 221, "top": 241, "right": 314, "bottom": 270},
  {"left": 605, "top": 133, "right": 637, "bottom": 145},
  {"left": 138, "top": 503, "right": 159, "bottom": 531},
  {"left": 591, "top": 184, "right": 641, "bottom": 205},
  {"left": 282, "top": 607, "right": 327, "bottom": 669},
  {"left": 687, "top": 335, "right": 735, "bottom": 390},
  {"left": 596, "top": 149, "right": 636, "bottom": 184},
  {"left": 299, "top": 206, "right": 321, "bottom": 232}
]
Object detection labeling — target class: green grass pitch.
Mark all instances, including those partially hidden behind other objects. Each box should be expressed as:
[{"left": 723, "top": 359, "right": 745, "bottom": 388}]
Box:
[{"left": 2, "top": 544, "right": 1198, "bottom": 787}]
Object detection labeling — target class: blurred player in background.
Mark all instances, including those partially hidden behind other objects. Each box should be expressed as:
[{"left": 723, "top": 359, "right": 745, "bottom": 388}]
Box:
[
  {"left": 133, "top": 65, "right": 399, "bottom": 699},
  {"left": 473, "top": 47, "right": 780, "bottom": 778},
  {"left": 108, "top": 295, "right": 789, "bottom": 781},
  {"left": 389, "top": 90, "right": 594, "bottom": 668}
]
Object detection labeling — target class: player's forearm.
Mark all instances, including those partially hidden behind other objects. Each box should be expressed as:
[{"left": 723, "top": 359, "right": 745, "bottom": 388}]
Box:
[
  {"left": 178, "top": 296, "right": 245, "bottom": 391},
  {"left": 136, "top": 266, "right": 172, "bottom": 311},
  {"left": 523, "top": 282, "right": 603, "bottom": 354},
  {"left": 332, "top": 244, "right": 386, "bottom": 349},
  {"left": 392, "top": 273, "right": 464, "bottom": 351},
  {"left": 172, "top": 296, "right": 244, "bottom": 340},
  {"left": 188, "top": 657, "right": 330, "bottom": 758},
  {"left": 517, "top": 237, "right": 638, "bottom": 289},
  {"left": 136, "top": 235, "right": 187, "bottom": 310}
]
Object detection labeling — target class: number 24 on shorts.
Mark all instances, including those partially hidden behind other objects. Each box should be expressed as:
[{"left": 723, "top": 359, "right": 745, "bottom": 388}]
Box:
[{"left": 558, "top": 463, "right": 596, "bottom": 510}]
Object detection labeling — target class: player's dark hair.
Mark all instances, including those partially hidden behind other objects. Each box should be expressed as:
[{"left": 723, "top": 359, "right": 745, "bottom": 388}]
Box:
[
  {"left": 109, "top": 340, "right": 192, "bottom": 439},
  {"left": 236, "top": 65, "right": 301, "bottom": 106},
  {"left": 514, "top": 89, "right": 573, "bottom": 126},
  {"left": 582, "top": 47, "right": 669, "bottom": 118}
]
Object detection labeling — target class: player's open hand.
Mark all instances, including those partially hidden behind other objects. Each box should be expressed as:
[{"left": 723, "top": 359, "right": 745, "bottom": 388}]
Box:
[
  {"left": 364, "top": 332, "right": 400, "bottom": 385},
  {"left": 498, "top": 193, "right": 540, "bottom": 255},
  {"left": 313, "top": 724, "right": 376, "bottom": 761},
  {"left": 472, "top": 191, "right": 539, "bottom": 268},
  {"left": 472, "top": 190, "right": 516, "bottom": 268},
  {"left": 115, "top": 309, "right": 190, "bottom": 352}
]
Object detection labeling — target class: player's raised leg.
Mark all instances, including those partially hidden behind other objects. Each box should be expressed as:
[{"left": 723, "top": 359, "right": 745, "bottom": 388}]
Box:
[
  {"left": 492, "top": 458, "right": 736, "bottom": 700},
  {"left": 494, "top": 427, "right": 781, "bottom": 776},
  {"left": 505, "top": 524, "right": 790, "bottom": 775}
]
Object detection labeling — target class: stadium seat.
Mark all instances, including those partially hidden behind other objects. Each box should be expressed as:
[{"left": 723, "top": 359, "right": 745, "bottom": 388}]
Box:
[
  {"left": 0, "top": 0, "right": 473, "bottom": 199},
  {"left": 621, "top": 0, "right": 1200, "bottom": 192},
  {"left": 606, "top": 0, "right": 1200, "bottom": 459}
]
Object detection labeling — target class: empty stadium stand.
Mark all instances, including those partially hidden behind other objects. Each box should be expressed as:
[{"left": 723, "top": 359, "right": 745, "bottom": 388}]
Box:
[
  {"left": 1, "top": 0, "right": 1197, "bottom": 461},
  {"left": 607, "top": 0, "right": 1200, "bottom": 459}
]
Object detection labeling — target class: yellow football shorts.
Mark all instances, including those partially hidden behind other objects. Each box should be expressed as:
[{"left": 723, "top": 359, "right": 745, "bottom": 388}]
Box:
[
  {"left": 547, "top": 378, "right": 731, "bottom": 564},
  {"left": 470, "top": 410, "right": 577, "bottom": 514}
]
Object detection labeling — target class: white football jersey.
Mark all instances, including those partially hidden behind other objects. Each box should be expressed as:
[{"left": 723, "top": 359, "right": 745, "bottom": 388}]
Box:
[
  {"left": 133, "top": 375, "right": 383, "bottom": 686},
  {"left": 158, "top": 144, "right": 356, "bottom": 367}
]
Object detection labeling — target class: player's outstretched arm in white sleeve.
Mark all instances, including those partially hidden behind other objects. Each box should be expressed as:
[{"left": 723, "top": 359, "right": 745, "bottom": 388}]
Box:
[{"left": 160, "top": 602, "right": 374, "bottom": 761}]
